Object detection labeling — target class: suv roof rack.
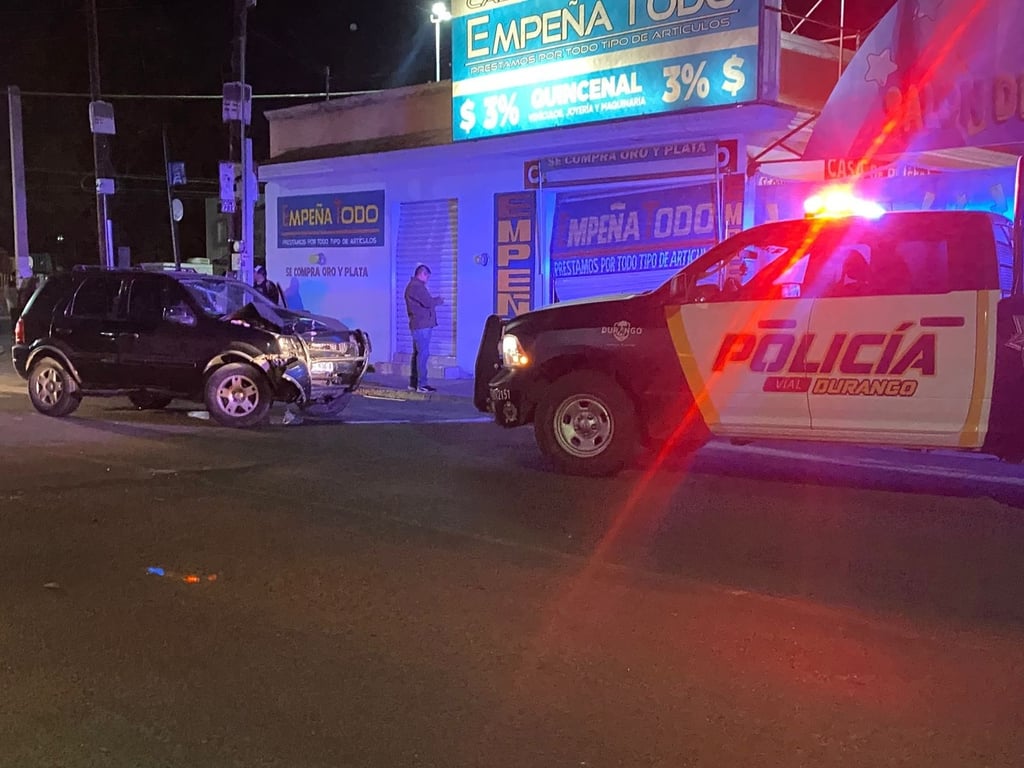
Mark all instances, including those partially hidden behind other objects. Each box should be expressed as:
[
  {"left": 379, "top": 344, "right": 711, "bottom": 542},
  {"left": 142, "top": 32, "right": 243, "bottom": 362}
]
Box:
[{"left": 70, "top": 264, "right": 203, "bottom": 274}]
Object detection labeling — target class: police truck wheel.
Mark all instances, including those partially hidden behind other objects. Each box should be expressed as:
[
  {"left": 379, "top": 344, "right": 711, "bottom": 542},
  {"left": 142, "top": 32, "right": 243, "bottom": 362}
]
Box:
[
  {"left": 534, "top": 371, "right": 637, "bottom": 477},
  {"left": 27, "top": 357, "right": 81, "bottom": 418},
  {"left": 204, "top": 363, "right": 272, "bottom": 428}
]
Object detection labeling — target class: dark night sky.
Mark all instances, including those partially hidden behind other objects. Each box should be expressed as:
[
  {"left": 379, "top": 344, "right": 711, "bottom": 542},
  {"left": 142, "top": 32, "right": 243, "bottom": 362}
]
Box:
[{"left": 0, "top": 0, "right": 892, "bottom": 265}]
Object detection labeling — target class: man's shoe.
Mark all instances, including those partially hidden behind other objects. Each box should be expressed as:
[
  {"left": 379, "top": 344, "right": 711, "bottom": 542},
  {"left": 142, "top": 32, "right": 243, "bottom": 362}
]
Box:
[
  {"left": 416, "top": 386, "right": 433, "bottom": 393},
  {"left": 420, "top": 384, "right": 437, "bottom": 392},
  {"left": 408, "top": 385, "right": 417, "bottom": 391}
]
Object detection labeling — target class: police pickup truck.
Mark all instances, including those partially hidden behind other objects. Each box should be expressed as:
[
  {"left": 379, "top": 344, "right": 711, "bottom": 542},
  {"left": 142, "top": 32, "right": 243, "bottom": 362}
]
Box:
[{"left": 474, "top": 200, "right": 1024, "bottom": 476}]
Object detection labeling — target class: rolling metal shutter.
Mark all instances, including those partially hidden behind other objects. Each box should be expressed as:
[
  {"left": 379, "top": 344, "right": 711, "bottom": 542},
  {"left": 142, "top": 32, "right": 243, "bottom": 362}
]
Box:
[{"left": 394, "top": 199, "right": 458, "bottom": 361}]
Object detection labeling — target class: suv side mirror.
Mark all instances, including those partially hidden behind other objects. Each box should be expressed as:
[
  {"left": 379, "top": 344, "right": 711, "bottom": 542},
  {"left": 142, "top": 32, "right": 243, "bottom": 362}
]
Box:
[{"left": 164, "top": 302, "right": 196, "bottom": 327}]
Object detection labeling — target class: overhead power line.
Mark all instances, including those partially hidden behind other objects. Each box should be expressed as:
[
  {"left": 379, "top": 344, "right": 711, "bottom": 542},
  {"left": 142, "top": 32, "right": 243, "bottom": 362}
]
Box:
[
  {"left": 26, "top": 167, "right": 218, "bottom": 185},
  {"left": 19, "top": 89, "right": 383, "bottom": 101}
]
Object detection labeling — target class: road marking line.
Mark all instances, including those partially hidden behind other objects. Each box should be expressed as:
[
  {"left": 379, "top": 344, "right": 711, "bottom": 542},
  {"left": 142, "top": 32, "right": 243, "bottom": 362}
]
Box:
[
  {"left": 343, "top": 417, "right": 494, "bottom": 425},
  {"left": 705, "top": 441, "right": 1024, "bottom": 488}
]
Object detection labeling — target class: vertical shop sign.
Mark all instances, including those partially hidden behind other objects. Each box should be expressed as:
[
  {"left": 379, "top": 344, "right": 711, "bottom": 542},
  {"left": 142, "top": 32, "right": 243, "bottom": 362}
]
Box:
[{"left": 494, "top": 191, "right": 537, "bottom": 318}]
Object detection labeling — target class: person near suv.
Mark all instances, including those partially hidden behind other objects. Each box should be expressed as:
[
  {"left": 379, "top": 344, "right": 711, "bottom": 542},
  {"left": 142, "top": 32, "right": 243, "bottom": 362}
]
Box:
[{"left": 403, "top": 264, "right": 444, "bottom": 393}]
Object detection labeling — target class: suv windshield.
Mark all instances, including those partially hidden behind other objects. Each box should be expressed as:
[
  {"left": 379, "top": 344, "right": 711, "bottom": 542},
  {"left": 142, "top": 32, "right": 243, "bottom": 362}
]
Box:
[{"left": 178, "top": 276, "right": 278, "bottom": 318}]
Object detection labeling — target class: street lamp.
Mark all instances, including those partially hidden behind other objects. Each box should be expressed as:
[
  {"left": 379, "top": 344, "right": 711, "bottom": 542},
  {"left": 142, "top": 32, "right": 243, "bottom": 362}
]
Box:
[{"left": 430, "top": 2, "right": 452, "bottom": 82}]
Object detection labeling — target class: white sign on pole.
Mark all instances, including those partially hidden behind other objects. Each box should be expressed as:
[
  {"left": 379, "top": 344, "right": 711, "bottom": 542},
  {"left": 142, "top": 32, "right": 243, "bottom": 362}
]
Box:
[
  {"left": 89, "top": 100, "right": 116, "bottom": 135},
  {"left": 219, "top": 161, "right": 239, "bottom": 213},
  {"left": 222, "top": 82, "right": 253, "bottom": 125}
]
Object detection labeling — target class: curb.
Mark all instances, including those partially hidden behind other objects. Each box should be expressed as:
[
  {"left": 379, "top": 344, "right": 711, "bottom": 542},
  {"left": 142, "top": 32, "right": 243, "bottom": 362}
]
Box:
[{"left": 356, "top": 383, "right": 473, "bottom": 404}]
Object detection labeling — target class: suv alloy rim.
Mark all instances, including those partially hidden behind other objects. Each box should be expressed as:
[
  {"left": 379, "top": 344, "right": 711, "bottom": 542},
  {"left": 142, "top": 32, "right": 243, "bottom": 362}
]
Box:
[
  {"left": 214, "top": 373, "right": 261, "bottom": 417},
  {"left": 553, "top": 393, "right": 614, "bottom": 458},
  {"left": 33, "top": 365, "right": 66, "bottom": 406}
]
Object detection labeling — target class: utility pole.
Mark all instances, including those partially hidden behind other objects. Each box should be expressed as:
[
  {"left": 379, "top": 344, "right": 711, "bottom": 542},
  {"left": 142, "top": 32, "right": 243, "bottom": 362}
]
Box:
[
  {"left": 226, "top": 0, "right": 256, "bottom": 285},
  {"left": 7, "top": 86, "right": 31, "bottom": 280},
  {"left": 85, "top": 0, "right": 115, "bottom": 268}
]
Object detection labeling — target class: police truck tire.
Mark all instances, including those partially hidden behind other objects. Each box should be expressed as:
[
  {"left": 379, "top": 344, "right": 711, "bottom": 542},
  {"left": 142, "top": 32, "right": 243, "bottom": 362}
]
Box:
[
  {"left": 204, "top": 363, "right": 272, "bottom": 428},
  {"left": 27, "top": 357, "right": 81, "bottom": 418},
  {"left": 534, "top": 371, "right": 637, "bottom": 477}
]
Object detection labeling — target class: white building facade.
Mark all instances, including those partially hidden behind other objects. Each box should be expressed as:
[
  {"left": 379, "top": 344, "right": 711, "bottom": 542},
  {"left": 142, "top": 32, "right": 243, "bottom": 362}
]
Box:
[{"left": 259, "top": 1, "right": 846, "bottom": 378}]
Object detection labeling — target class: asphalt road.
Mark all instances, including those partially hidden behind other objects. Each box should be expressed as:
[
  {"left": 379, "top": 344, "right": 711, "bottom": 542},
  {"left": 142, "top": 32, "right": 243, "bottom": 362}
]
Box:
[{"left": 2, "top": 359, "right": 1024, "bottom": 767}]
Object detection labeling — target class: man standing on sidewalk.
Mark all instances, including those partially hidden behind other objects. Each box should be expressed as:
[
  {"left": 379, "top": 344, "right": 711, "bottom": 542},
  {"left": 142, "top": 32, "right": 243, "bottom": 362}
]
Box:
[{"left": 404, "top": 264, "right": 444, "bottom": 393}]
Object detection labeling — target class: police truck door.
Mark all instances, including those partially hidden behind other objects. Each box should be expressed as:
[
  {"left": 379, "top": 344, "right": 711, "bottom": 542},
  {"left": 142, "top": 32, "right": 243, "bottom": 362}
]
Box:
[
  {"left": 670, "top": 221, "right": 820, "bottom": 437},
  {"left": 805, "top": 215, "right": 994, "bottom": 446}
]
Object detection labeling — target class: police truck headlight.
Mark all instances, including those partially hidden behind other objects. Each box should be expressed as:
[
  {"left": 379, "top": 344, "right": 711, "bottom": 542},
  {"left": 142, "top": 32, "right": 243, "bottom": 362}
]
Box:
[{"left": 501, "top": 334, "right": 530, "bottom": 368}]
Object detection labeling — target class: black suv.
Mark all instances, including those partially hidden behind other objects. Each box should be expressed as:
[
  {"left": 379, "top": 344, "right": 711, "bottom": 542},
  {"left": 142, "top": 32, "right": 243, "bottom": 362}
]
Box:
[{"left": 12, "top": 267, "right": 370, "bottom": 427}]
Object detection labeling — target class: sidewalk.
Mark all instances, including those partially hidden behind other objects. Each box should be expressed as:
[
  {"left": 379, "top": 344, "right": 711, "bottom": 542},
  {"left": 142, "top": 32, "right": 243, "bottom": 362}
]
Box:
[{"left": 0, "top": 315, "right": 10, "bottom": 357}]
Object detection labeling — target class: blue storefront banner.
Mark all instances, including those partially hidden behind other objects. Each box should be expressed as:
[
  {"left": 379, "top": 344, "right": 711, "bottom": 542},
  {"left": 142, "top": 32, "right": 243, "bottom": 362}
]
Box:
[
  {"left": 551, "top": 183, "right": 723, "bottom": 279},
  {"left": 451, "top": 0, "right": 761, "bottom": 141},
  {"left": 494, "top": 191, "right": 537, "bottom": 318},
  {"left": 277, "top": 191, "right": 385, "bottom": 249}
]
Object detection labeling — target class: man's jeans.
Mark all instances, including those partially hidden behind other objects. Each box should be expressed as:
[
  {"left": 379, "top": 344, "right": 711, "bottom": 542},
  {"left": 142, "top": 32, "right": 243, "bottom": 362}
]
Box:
[{"left": 410, "top": 327, "right": 432, "bottom": 388}]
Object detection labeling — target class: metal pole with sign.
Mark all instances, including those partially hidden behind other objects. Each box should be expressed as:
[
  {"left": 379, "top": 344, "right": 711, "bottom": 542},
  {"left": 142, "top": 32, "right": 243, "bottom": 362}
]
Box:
[{"left": 162, "top": 125, "right": 182, "bottom": 269}]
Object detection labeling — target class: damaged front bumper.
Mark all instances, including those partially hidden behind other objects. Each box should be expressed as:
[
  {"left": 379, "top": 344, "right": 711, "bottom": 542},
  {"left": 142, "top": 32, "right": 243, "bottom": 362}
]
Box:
[{"left": 272, "top": 329, "right": 372, "bottom": 406}]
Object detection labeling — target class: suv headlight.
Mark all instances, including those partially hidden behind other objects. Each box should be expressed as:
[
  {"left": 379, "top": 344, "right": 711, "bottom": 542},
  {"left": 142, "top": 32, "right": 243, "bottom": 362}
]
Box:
[
  {"left": 501, "top": 333, "right": 530, "bottom": 368},
  {"left": 277, "top": 335, "right": 305, "bottom": 359}
]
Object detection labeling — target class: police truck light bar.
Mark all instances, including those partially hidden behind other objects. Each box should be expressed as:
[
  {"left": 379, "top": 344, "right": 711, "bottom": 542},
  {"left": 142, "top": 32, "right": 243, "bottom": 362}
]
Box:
[{"left": 803, "top": 187, "right": 886, "bottom": 220}]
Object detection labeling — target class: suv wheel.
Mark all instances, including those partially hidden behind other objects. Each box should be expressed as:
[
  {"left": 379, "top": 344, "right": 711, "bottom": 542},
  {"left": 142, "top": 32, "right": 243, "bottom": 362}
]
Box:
[
  {"left": 129, "top": 392, "right": 173, "bottom": 410},
  {"left": 534, "top": 371, "right": 637, "bottom": 476},
  {"left": 28, "top": 357, "right": 82, "bottom": 418},
  {"left": 204, "top": 362, "right": 272, "bottom": 428}
]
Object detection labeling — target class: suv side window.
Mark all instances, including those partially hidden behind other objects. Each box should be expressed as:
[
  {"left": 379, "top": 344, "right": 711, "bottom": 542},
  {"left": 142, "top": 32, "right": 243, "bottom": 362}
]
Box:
[
  {"left": 128, "top": 277, "right": 196, "bottom": 326},
  {"left": 69, "top": 276, "right": 124, "bottom": 319},
  {"left": 21, "top": 275, "right": 69, "bottom": 318},
  {"left": 127, "top": 278, "right": 168, "bottom": 324}
]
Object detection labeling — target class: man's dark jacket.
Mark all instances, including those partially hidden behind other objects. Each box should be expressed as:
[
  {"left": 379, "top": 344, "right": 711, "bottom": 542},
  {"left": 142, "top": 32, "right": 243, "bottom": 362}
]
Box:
[{"left": 404, "top": 278, "right": 441, "bottom": 330}]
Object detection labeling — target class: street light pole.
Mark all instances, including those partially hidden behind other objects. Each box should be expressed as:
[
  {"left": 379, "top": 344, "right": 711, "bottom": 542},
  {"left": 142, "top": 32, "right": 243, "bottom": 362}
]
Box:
[
  {"left": 430, "top": 2, "right": 452, "bottom": 82},
  {"left": 434, "top": 19, "right": 441, "bottom": 82}
]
